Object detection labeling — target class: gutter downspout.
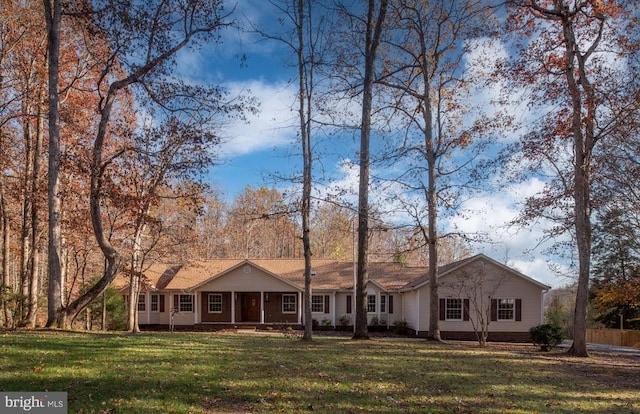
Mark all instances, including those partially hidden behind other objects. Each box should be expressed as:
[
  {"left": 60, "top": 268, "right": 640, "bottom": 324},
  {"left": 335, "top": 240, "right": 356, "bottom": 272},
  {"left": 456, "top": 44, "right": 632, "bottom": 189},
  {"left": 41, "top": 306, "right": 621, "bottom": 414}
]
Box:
[{"left": 416, "top": 289, "right": 420, "bottom": 336}]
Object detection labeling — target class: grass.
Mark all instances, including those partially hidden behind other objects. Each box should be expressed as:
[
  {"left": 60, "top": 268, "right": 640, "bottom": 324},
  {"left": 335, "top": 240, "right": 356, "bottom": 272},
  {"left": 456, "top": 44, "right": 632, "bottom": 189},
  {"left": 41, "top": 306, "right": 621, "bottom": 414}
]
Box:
[{"left": 0, "top": 330, "right": 638, "bottom": 413}]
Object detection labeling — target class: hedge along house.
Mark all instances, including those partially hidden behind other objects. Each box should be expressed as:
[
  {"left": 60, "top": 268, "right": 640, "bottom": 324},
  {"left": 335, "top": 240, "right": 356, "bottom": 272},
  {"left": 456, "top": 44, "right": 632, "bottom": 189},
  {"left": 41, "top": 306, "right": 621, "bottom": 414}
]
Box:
[{"left": 121, "top": 254, "right": 549, "bottom": 340}]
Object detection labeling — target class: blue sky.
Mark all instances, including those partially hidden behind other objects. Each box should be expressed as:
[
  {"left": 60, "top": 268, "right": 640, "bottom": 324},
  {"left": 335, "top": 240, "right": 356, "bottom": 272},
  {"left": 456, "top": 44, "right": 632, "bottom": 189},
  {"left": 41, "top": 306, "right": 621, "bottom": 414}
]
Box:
[{"left": 172, "top": 1, "right": 574, "bottom": 289}]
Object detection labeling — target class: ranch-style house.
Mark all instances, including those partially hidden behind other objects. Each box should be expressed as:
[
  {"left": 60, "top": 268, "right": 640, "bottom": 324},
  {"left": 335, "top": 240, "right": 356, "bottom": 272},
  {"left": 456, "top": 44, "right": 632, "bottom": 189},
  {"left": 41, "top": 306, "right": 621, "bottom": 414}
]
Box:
[{"left": 122, "top": 254, "right": 550, "bottom": 341}]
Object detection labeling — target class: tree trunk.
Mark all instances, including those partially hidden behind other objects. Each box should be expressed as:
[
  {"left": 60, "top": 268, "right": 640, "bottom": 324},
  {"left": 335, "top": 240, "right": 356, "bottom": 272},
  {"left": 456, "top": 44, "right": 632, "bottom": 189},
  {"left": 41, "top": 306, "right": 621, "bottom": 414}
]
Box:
[
  {"left": 562, "top": 17, "right": 595, "bottom": 358},
  {"left": 44, "top": 0, "right": 64, "bottom": 328},
  {"left": 25, "top": 98, "right": 45, "bottom": 328},
  {"left": 127, "top": 220, "right": 147, "bottom": 333},
  {"left": 0, "top": 181, "right": 12, "bottom": 328},
  {"left": 422, "top": 62, "right": 440, "bottom": 341},
  {"left": 101, "top": 290, "right": 106, "bottom": 331},
  {"left": 353, "top": 0, "right": 388, "bottom": 340},
  {"left": 292, "top": 0, "right": 314, "bottom": 342}
]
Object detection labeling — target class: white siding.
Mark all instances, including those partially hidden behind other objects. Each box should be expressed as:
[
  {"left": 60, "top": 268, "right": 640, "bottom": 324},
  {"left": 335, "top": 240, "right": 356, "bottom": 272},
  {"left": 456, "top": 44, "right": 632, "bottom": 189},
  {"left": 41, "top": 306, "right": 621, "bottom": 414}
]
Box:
[
  {"left": 386, "top": 293, "right": 403, "bottom": 326},
  {"left": 401, "top": 290, "right": 419, "bottom": 333},
  {"left": 437, "top": 260, "right": 545, "bottom": 333},
  {"left": 335, "top": 292, "right": 353, "bottom": 326},
  {"left": 310, "top": 293, "right": 334, "bottom": 326},
  {"left": 198, "top": 265, "right": 297, "bottom": 292},
  {"left": 416, "top": 287, "right": 431, "bottom": 333}
]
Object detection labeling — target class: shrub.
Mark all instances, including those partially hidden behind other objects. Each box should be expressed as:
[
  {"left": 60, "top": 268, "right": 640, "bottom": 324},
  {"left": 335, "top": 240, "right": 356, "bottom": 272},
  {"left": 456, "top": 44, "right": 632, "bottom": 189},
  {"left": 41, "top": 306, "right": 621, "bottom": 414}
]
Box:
[
  {"left": 339, "top": 314, "right": 351, "bottom": 326},
  {"left": 530, "top": 324, "right": 564, "bottom": 352},
  {"left": 393, "top": 320, "right": 411, "bottom": 335}
]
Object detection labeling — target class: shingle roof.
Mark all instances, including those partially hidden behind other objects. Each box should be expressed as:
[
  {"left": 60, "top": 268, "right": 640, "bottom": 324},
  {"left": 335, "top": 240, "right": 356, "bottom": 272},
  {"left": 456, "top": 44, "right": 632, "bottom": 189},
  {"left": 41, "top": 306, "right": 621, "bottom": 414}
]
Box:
[
  {"left": 115, "top": 254, "right": 549, "bottom": 293},
  {"left": 399, "top": 254, "right": 551, "bottom": 291},
  {"left": 126, "top": 258, "right": 427, "bottom": 292},
  {"left": 400, "top": 255, "right": 479, "bottom": 290}
]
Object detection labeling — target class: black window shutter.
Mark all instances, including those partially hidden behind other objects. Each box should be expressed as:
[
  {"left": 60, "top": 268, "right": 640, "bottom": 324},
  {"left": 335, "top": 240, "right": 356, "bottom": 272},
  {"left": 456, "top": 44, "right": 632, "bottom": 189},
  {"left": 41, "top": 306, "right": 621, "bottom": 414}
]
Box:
[
  {"left": 491, "top": 299, "right": 497, "bottom": 321},
  {"left": 173, "top": 294, "right": 179, "bottom": 311},
  {"left": 439, "top": 298, "right": 445, "bottom": 321},
  {"left": 324, "top": 295, "right": 330, "bottom": 314},
  {"left": 388, "top": 295, "right": 394, "bottom": 314},
  {"left": 160, "top": 295, "right": 165, "bottom": 313},
  {"left": 515, "top": 299, "right": 522, "bottom": 321},
  {"left": 463, "top": 299, "right": 470, "bottom": 321},
  {"left": 347, "top": 295, "right": 352, "bottom": 314}
]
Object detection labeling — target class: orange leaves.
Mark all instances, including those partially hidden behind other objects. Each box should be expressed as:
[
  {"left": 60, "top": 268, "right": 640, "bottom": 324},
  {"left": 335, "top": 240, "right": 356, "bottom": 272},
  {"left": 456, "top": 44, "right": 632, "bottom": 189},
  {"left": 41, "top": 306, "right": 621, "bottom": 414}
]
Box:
[
  {"left": 593, "top": 279, "right": 640, "bottom": 311},
  {"left": 545, "top": 53, "right": 566, "bottom": 71}
]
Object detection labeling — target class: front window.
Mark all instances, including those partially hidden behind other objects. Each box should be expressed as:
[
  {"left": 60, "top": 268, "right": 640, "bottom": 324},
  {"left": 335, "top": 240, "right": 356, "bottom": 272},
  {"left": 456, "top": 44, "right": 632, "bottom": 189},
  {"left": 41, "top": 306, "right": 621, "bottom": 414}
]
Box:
[
  {"left": 367, "top": 295, "right": 376, "bottom": 313},
  {"left": 282, "top": 294, "right": 296, "bottom": 313},
  {"left": 380, "top": 295, "right": 387, "bottom": 313},
  {"left": 208, "top": 294, "right": 222, "bottom": 313},
  {"left": 446, "top": 298, "right": 462, "bottom": 321},
  {"left": 179, "top": 295, "right": 193, "bottom": 312},
  {"left": 498, "top": 298, "right": 515, "bottom": 321},
  {"left": 151, "top": 294, "right": 159, "bottom": 312},
  {"left": 311, "top": 295, "right": 324, "bottom": 313},
  {"left": 138, "top": 295, "right": 146, "bottom": 312}
]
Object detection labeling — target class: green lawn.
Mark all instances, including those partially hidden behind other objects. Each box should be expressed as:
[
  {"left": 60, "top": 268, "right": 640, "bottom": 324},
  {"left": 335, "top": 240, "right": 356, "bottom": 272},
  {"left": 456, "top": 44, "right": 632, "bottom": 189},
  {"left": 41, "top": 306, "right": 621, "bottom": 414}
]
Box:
[{"left": 0, "top": 330, "right": 638, "bottom": 413}]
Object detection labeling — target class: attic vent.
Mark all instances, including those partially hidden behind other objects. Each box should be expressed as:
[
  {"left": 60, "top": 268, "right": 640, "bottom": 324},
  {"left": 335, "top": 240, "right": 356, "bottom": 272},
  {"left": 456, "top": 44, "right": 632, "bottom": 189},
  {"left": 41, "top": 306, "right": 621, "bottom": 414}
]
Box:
[{"left": 243, "top": 266, "right": 251, "bottom": 274}]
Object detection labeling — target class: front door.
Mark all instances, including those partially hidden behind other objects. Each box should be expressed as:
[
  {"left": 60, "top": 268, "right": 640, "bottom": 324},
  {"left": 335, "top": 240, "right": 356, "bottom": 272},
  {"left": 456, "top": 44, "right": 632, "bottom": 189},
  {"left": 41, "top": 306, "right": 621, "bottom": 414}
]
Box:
[{"left": 240, "top": 293, "right": 261, "bottom": 322}]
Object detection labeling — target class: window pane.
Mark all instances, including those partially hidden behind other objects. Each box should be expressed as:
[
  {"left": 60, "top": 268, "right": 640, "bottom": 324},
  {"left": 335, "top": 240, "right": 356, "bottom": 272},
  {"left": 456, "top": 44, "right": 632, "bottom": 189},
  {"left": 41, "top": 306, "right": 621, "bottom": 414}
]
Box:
[
  {"left": 446, "top": 298, "right": 462, "bottom": 320},
  {"left": 367, "top": 295, "right": 376, "bottom": 313},
  {"left": 283, "top": 295, "right": 296, "bottom": 313},
  {"left": 209, "top": 294, "right": 222, "bottom": 313},
  {"left": 311, "top": 295, "right": 324, "bottom": 313},
  {"left": 180, "top": 295, "right": 193, "bottom": 312},
  {"left": 380, "top": 295, "right": 386, "bottom": 313},
  {"left": 498, "top": 298, "right": 514, "bottom": 320},
  {"left": 138, "top": 295, "right": 145, "bottom": 312},
  {"left": 151, "top": 295, "right": 159, "bottom": 312}
]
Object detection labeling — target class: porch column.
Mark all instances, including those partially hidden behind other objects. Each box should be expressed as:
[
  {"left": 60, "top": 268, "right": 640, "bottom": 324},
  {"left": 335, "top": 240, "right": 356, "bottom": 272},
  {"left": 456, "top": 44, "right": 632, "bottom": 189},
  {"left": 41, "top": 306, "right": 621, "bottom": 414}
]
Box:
[
  {"left": 146, "top": 292, "right": 150, "bottom": 325},
  {"left": 297, "top": 291, "right": 302, "bottom": 325},
  {"left": 194, "top": 293, "right": 199, "bottom": 324},
  {"left": 332, "top": 292, "right": 337, "bottom": 326},
  {"left": 260, "top": 291, "right": 265, "bottom": 324},
  {"left": 231, "top": 291, "right": 236, "bottom": 324}
]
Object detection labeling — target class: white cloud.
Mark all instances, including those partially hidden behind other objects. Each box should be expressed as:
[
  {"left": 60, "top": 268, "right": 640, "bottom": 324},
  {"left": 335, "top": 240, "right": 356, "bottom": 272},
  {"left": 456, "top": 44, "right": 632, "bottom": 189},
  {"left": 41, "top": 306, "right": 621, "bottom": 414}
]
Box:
[
  {"left": 221, "top": 79, "right": 298, "bottom": 156},
  {"left": 320, "top": 162, "right": 570, "bottom": 288},
  {"left": 446, "top": 177, "right": 574, "bottom": 288}
]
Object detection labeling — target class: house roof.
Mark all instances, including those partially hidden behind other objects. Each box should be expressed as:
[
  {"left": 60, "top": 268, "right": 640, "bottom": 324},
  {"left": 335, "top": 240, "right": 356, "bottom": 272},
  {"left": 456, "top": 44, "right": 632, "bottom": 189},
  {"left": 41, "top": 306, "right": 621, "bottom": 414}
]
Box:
[
  {"left": 399, "top": 254, "right": 551, "bottom": 291},
  {"left": 115, "top": 254, "right": 549, "bottom": 293},
  {"left": 120, "top": 258, "right": 426, "bottom": 292}
]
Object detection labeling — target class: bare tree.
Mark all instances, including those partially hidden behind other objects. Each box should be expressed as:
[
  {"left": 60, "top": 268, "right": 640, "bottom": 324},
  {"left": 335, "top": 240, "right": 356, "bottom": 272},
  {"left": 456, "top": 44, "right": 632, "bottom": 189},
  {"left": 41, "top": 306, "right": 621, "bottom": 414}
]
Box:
[
  {"left": 124, "top": 116, "right": 222, "bottom": 333},
  {"left": 374, "top": 0, "right": 497, "bottom": 340},
  {"left": 47, "top": 0, "right": 238, "bottom": 328},
  {"left": 43, "top": 0, "right": 64, "bottom": 327},
  {"left": 441, "top": 261, "right": 508, "bottom": 347},
  {"left": 255, "top": 0, "right": 328, "bottom": 340},
  {"left": 503, "top": 0, "right": 640, "bottom": 356},
  {"left": 352, "top": 0, "right": 389, "bottom": 340}
]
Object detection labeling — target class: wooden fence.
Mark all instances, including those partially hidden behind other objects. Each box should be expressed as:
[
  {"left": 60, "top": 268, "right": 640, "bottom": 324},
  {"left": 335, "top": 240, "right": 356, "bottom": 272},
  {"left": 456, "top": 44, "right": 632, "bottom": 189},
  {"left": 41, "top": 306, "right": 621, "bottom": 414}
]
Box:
[{"left": 586, "top": 328, "right": 640, "bottom": 348}]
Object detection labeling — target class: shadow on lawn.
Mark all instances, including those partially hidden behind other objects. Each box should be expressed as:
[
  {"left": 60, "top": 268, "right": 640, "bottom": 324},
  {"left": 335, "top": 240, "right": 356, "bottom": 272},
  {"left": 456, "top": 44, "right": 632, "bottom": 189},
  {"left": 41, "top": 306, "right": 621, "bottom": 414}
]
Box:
[{"left": 1, "top": 331, "right": 638, "bottom": 413}]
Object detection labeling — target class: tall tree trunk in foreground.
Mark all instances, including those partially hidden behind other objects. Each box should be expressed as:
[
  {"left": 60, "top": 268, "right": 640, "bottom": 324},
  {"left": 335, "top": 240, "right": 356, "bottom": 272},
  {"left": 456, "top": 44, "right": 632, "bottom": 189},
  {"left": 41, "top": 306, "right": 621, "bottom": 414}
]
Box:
[
  {"left": 44, "top": 0, "right": 64, "bottom": 328},
  {"left": 296, "top": 0, "right": 314, "bottom": 341},
  {"left": 354, "top": 0, "right": 388, "bottom": 340}
]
